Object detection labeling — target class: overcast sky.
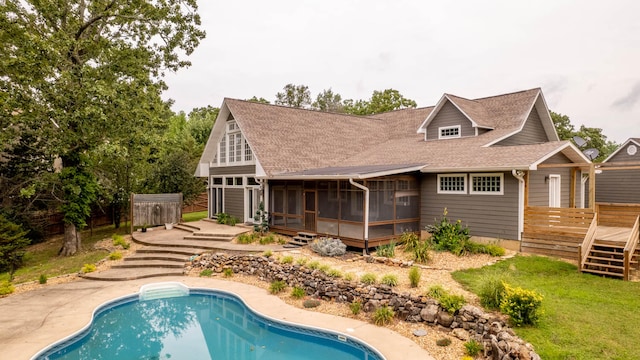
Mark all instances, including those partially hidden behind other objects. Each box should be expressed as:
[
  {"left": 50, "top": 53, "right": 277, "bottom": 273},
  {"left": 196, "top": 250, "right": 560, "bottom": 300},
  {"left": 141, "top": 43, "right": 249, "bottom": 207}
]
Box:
[{"left": 163, "top": 0, "right": 640, "bottom": 144}]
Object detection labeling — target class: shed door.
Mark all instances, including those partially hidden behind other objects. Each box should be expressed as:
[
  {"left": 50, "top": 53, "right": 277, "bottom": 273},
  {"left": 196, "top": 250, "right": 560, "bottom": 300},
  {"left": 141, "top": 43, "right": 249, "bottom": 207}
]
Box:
[{"left": 548, "top": 175, "right": 561, "bottom": 208}]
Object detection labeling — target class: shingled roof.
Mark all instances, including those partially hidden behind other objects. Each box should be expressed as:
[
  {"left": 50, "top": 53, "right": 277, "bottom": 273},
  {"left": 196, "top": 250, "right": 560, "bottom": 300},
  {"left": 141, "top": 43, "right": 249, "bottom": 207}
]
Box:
[{"left": 201, "top": 88, "right": 585, "bottom": 178}]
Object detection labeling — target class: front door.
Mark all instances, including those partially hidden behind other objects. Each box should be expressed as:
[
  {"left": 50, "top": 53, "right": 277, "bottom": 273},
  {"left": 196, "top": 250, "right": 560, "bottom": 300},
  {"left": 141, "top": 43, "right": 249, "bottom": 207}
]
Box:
[
  {"left": 548, "top": 175, "right": 561, "bottom": 208},
  {"left": 304, "top": 190, "right": 316, "bottom": 232}
]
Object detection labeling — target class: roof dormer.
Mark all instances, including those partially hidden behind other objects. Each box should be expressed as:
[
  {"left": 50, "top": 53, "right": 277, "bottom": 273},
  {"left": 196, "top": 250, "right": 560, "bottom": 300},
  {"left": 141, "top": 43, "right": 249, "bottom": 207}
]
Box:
[{"left": 417, "top": 94, "right": 493, "bottom": 141}]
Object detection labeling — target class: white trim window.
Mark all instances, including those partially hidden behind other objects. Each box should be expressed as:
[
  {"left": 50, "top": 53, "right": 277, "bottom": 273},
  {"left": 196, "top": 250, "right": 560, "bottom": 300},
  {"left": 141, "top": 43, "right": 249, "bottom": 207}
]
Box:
[
  {"left": 470, "top": 173, "right": 504, "bottom": 195},
  {"left": 437, "top": 174, "right": 467, "bottom": 194},
  {"left": 216, "top": 120, "right": 254, "bottom": 166},
  {"left": 438, "top": 125, "right": 461, "bottom": 139}
]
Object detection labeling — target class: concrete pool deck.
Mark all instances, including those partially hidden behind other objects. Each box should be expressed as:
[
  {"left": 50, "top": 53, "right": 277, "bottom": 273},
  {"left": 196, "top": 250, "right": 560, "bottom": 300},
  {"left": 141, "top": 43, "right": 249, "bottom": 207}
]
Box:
[{"left": 0, "top": 277, "right": 434, "bottom": 360}]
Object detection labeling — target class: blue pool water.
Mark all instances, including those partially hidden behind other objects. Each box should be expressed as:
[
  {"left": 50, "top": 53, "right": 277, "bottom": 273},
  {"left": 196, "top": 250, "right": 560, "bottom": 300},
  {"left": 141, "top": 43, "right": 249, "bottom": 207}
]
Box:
[{"left": 34, "top": 289, "right": 383, "bottom": 360}]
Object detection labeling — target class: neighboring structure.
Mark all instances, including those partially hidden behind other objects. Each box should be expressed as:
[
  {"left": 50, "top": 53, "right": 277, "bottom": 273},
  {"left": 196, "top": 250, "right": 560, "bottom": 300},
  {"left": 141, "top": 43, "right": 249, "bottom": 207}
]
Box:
[
  {"left": 196, "top": 88, "right": 592, "bottom": 249},
  {"left": 593, "top": 138, "right": 640, "bottom": 204}
]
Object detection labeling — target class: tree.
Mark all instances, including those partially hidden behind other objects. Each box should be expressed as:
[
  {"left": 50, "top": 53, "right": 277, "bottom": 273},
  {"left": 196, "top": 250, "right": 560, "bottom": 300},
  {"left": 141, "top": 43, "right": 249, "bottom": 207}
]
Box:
[
  {"left": 0, "top": 214, "right": 30, "bottom": 281},
  {"left": 312, "top": 88, "right": 344, "bottom": 113},
  {"left": 187, "top": 106, "right": 219, "bottom": 148},
  {"left": 0, "top": 1, "right": 205, "bottom": 255},
  {"left": 275, "top": 84, "right": 312, "bottom": 108},
  {"left": 343, "top": 89, "right": 417, "bottom": 115},
  {"left": 247, "top": 96, "right": 270, "bottom": 104},
  {"left": 550, "top": 111, "right": 616, "bottom": 162}
]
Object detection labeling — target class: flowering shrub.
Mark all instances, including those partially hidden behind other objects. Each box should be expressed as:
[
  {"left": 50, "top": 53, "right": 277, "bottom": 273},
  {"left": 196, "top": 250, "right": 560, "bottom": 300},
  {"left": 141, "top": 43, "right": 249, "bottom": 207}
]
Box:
[{"left": 500, "top": 283, "right": 544, "bottom": 326}]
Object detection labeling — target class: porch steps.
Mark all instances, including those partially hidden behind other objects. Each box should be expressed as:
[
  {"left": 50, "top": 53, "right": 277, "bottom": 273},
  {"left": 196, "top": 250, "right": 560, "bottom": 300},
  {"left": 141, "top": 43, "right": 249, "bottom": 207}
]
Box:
[
  {"left": 183, "top": 232, "right": 239, "bottom": 242},
  {"left": 174, "top": 222, "right": 200, "bottom": 232},
  {"left": 581, "top": 240, "right": 631, "bottom": 279},
  {"left": 287, "top": 232, "right": 317, "bottom": 247}
]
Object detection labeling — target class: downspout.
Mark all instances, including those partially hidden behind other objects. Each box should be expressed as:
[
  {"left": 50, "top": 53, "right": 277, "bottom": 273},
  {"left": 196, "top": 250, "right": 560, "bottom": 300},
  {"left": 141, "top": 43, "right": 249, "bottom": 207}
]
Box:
[
  {"left": 511, "top": 170, "right": 526, "bottom": 242},
  {"left": 349, "top": 178, "right": 370, "bottom": 255}
]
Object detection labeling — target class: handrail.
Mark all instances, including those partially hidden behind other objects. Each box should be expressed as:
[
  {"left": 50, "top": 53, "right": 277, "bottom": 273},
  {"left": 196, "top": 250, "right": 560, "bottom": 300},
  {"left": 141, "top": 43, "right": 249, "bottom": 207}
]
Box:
[
  {"left": 623, "top": 215, "right": 640, "bottom": 281},
  {"left": 580, "top": 213, "right": 599, "bottom": 270}
]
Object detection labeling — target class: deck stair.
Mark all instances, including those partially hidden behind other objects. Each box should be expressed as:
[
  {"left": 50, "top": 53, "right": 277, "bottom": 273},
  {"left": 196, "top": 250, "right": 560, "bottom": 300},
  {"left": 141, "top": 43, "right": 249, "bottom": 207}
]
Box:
[
  {"left": 581, "top": 239, "right": 627, "bottom": 278},
  {"left": 288, "top": 232, "right": 317, "bottom": 247}
]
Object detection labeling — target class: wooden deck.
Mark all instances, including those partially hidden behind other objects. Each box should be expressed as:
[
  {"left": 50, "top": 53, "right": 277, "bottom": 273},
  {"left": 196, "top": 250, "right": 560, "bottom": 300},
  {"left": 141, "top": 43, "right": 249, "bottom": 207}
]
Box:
[{"left": 594, "top": 226, "right": 634, "bottom": 243}]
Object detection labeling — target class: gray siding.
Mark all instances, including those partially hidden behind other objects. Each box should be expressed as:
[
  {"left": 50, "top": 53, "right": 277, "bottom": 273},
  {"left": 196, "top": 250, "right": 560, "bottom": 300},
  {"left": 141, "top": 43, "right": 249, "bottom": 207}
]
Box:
[
  {"left": 528, "top": 165, "right": 572, "bottom": 208},
  {"left": 496, "top": 108, "right": 548, "bottom": 146},
  {"left": 426, "top": 101, "right": 474, "bottom": 140},
  {"left": 595, "top": 169, "right": 640, "bottom": 204},
  {"left": 607, "top": 142, "right": 640, "bottom": 163},
  {"left": 224, "top": 188, "right": 245, "bottom": 220},
  {"left": 420, "top": 172, "right": 520, "bottom": 240},
  {"left": 210, "top": 165, "right": 256, "bottom": 176}
]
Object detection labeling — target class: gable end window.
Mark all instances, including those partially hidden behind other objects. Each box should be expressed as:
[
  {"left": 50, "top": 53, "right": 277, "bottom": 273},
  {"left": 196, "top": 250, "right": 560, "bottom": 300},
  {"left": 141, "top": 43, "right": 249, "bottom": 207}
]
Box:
[
  {"left": 438, "top": 125, "right": 461, "bottom": 139},
  {"left": 216, "top": 120, "right": 254, "bottom": 165},
  {"left": 470, "top": 173, "right": 504, "bottom": 195},
  {"left": 437, "top": 174, "right": 466, "bottom": 194}
]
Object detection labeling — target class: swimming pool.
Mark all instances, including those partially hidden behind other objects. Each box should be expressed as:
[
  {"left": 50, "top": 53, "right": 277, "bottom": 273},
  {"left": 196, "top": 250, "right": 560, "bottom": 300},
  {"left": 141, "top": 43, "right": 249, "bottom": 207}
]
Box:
[{"left": 32, "top": 283, "right": 384, "bottom": 360}]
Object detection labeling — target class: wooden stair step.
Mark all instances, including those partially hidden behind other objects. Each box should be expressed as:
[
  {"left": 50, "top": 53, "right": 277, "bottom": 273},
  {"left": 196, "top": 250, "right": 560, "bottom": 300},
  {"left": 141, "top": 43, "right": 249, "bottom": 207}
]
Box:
[
  {"left": 585, "top": 255, "right": 624, "bottom": 263},
  {"left": 581, "top": 268, "right": 624, "bottom": 277},
  {"left": 583, "top": 262, "right": 625, "bottom": 270},
  {"left": 589, "top": 249, "right": 624, "bottom": 256}
]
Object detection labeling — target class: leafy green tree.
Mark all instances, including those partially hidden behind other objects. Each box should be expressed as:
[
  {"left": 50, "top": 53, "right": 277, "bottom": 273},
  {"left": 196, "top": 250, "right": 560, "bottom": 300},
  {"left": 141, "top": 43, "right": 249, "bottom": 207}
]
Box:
[
  {"left": 550, "top": 111, "right": 575, "bottom": 141},
  {"left": 247, "top": 96, "right": 271, "bottom": 104},
  {"left": 0, "top": 1, "right": 205, "bottom": 255},
  {"left": 312, "top": 88, "right": 344, "bottom": 113},
  {"left": 343, "top": 89, "right": 417, "bottom": 115},
  {"left": 550, "top": 111, "right": 616, "bottom": 162},
  {"left": 275, "top": 84, "right": 312, "bottom": 108},
  {"left": 187, "top": 106, "right": 219, "bottom": 149},
  {"left": 0, "top": 214, "right": 30, "bottom": 281}
]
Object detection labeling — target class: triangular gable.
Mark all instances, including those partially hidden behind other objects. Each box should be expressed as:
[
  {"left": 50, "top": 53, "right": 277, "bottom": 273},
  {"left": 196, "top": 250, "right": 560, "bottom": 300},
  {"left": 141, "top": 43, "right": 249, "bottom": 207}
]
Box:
[
  {"left": 417, "top": 94, "right": 481, "bottom": 134},
  {"left": 483, "top": 90, "right": 559, "bottom": 147},
  {"left": 529, "top": 141, "right": 591, "bottom": 170},
  {"left": 602, "top": 138, "right": 640, "bottom": 163}
]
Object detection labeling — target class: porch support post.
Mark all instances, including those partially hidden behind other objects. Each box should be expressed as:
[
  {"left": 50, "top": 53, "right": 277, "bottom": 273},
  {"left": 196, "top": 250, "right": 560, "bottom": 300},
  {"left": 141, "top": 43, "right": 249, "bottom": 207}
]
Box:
[
  {"left": 570, "top": 167, "right": 576, "bottom": 208},
  {"left": 349, "top": 178, "right": 370, "bottom": 254},
  {"left": 589, "top": 163, "right": 596, "bottom": 211}
]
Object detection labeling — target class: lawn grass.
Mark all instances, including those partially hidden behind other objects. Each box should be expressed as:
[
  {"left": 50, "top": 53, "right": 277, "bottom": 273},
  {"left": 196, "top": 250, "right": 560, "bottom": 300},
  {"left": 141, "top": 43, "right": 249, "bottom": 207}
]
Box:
[
  {"left": 0, "top": 225, "right": 128, "bottom": 284},
  {"left": 182, "top": 210, "right": 208, "bottom": 223},
  {"left": 452, "top": 255, "right": 640, "bottom": 360}
]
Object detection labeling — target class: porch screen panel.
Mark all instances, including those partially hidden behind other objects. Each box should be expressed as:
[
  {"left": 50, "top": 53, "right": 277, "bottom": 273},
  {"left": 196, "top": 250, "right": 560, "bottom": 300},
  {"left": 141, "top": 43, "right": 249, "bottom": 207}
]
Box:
[
  {"left": 340, "top": 181, "right": 363, "bottom": 222},
  {"left": 287, "top": 187, "right": 302, "bottom": 215},
  {"left": 317, "top": 181, "right": 339, "bottom": 219},
  {"left": 395, "top": 179, "right": 419, "bottom": 219},
  {"left": 368, "top": 180, "right": 394, "bottom": 222},
  {"left": 272, "top": 187, "right": 285, "bottom": 213}
]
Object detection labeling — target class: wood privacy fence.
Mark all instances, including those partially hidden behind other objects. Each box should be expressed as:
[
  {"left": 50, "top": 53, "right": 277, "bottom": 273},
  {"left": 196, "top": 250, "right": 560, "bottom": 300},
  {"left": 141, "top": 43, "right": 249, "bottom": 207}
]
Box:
[
  {"left": 37, "top": 209, "right": 114, "bottom": 237},
  {"left": 130, "top": 193, "right": 182, "bottom": 229},
  {"left": 182, "top": 192, "right": 208, "bottom": 213}
]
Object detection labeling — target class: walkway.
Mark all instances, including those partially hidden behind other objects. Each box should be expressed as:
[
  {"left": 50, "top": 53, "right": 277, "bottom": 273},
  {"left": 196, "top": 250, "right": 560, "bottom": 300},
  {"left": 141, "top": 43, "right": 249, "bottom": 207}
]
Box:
[
  {"left": 83, "top": 220, "right": 288, "bottom": 281},
  {"left": 0, "top": 278, "right": 433, "bottom": 360}
]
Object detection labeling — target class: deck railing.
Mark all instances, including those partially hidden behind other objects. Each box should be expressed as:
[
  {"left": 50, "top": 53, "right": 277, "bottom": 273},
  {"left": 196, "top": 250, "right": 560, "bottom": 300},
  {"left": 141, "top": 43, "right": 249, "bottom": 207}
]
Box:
[
  {"left": 623, "top": 215, "right": 640, "bottom": 281},
  {"left": 578, "top": 213, "right": 599, "bottom": 271},
  {"left": 524, "top": 206, "right": 594, "bottom": 234},
  {"left": 596, "top": 203, "right": 640, "bottom": 227}
]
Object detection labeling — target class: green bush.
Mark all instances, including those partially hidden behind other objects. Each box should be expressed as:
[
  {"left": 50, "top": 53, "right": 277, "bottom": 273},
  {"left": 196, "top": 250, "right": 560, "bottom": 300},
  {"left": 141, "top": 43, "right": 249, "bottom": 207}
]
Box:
[
  {"left": 413, "top": 240, "right": 431, "bottom": 263},
  {"left": 303, "top": 298, "right": 321, "bottom": 308},
  {"left": 0, "top": 280, "right": 15, "bottom": 295},
  {"left": 408, "top": 266, "right": 421, "bottom": 288},
  {"left": 200, "top": 269, "right": 213, "bottom": 277},
  {"left": 269, "top": 280, "right": 287, "bottom": 294},
  {"left": 479, "top": 276, "right": 507, "bottom": 310},
  {"left": 108, "top": 252, "right": 123, "bottom": 260},
  {"left": 427, "top": 285, "right": 447, "bottom": 300},
  {"left": 500, "top": 283, "right": 544, "bottom": 326},
  {"left": 81, "top": 263, "right": 97, "bottom": 273},
  {"left": 38, "top": 274, "right": 48, "bottom": 284},
  {"left": 349, "top": 300, "right": 362, "bottom": 315},
  {"left": 291, "top": 286, "right": 306, "bottom": 299},
  {"left": 427, "top": 208, "right": 470, "bottom": 256},
  {"left": 280, "top": 255, "right": 294, "bottom": 264},
  {"left": 436, "top": 337, "right": 452, "bottom": 347},
  {"left": 112, "top": 234, "right": 129, "bottom": 249},
  {"left": 381, "top": 274, "right": 398, "bottom": 287},
  {"left": 223, "top": 268, "right": 233, "bottom": 277},
  {"left": 0, "top": 214, "right": 30, "bottom": 280},
  {"left": 400, "top": 232, "right": 420, "bottom": 252},
  {"left": 237, "top": 233, "right": 258, "bottom": 244},
  {"left": 372, "top": 305, "right": 395, "bottom": 326},
  {"left": 360, "top": 273, "right": 377, "bottom": 285},
  {"left": 376, "top": 241, "right": 396, "bottom": 258},
  {"left": 440, "top": 294, "right": 466, "bottom": 314},
  {"left": 464, "top": 339, "right": 483, "bottom": 356},
  {"left": 216, "top": 213, "right": 239, "bottom": 226},
  {"left": 259, "top": 233, "right": 276, "bottom": 245}
]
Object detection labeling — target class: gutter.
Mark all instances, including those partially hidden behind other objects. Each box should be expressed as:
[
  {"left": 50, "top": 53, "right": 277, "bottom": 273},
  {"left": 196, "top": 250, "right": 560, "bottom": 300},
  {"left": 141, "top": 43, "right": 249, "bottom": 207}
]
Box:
[
  {"left": 511, "top": 170, "right": 526, "bottom": 244},
  {"left": 349, "top": 178, "right": 370, "bottom": 255}
]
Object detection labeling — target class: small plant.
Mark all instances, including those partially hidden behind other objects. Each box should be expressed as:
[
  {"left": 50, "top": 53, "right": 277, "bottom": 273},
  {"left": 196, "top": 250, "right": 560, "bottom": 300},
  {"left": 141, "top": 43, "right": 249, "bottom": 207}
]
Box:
[
  {"left": 381, "top": 274, "right": 398, "bottom": 287},
  {"left": 413, "top": 241, "right": 430, "bottom": 263},
  {"left": 400, "top": 232, "right": 420, "bottom": 252},
  {"left": 464, "top": 339, "right": 483, "bottom": 357},
  {"left": 263, "top": 250, "right": 273, "bottom": 258},
  {"left": 436, "top": 337, "right": 452, "bottom": 347},
  {"left": 360, "top": 273, "right": 377, "bottom": 285},
  {"left": 223, "top": 268, "right": 233, "bottom": 277},
  {"left": 38, "top": 274, "right": 48, "bottom": 284},
  {"left": 0, "top": 280, "right": 15, "bottom": 295},
  {"left": 112, "top": 234, "right": 129, "bottom": 249},
  {"left": 291, "top": 286, "right": 306, "bottom": 299},
  {"left": 349, "top": 300, "right": 362, "bottom": 315},
  {"left": 375, "top": 241, "right": 396, "bottom": 258},
  {"left": 344, "top": 272, "right": 355, "bottom": 281},
  {"left": 440, "top": 293, "right": 466, "bottom": 314},
  {"left": 303, "top": 298, "right": 321, "bottom": 308},
  {"left": 216, "top": 213, "right": 239, "bottom": 226},
  {"left": 310, "top": 237, "right": 347, "bottom": 257},
  {"left": 200, "top": 269, "right": 213, "bottom": 277},
  {"left": 81, "top": 263, "right": 97, "bottom": 273},
  {"left": 307, "top": 260, "right": 321, "bottom": 270},
  {"left": 269, "top": 280, "right": 287, "bottom": 294},
  {"left": 280, "top": 255, "right": 294, "bottom": 264},
  {"left": 253, "top": 201, "right": 269, "bottom": 236},
  {"left": 426, "top": 208, "right": 470, "bottom": 256},
  {"left": 427, "top": 285, "right": 447, "bottom": 300},
  {"left": 461, "top": 357, "right": 474, "bottom": 360},
  {"left": 500, "top": 283, "right": 544, "bottom": 326},
  {"left": 319, "top": 264, "right": 331, "bottom": 273},
  {"left": 296, "top": 257, "right": 308, "bottom": 266},
  {"left": 108, "top": 252, "right": 123, "bottom": 260},
  {"left": 408, "top": 266, "right": 421, "bottom": 288},
  {"left": 326, "top": 268, "right": 343, "bottom": 278},
  {"left": 372, "top": 305, "right": 395, "bottom": 326},
  {"left": 259, "top": 233, "right": 276, "bottom": 245},
  {"left": 237, "top": 233, "right": 258, "bottom": 244},
  {"left": 479, "top": 275, "right": 508, "bottom": 310}
]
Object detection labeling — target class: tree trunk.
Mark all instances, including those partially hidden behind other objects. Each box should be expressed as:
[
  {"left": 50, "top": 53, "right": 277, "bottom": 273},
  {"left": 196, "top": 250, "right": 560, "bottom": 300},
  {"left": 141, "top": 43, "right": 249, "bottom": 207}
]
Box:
[{"left": 59, "top": 222, "right": 81, "bottom": 256}]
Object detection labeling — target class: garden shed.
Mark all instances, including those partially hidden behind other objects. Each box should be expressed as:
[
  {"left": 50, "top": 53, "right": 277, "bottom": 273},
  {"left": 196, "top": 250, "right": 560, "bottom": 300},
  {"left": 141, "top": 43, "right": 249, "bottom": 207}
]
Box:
[{"left": 130, "top": 193, "right": 182, "bottom": 233}]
